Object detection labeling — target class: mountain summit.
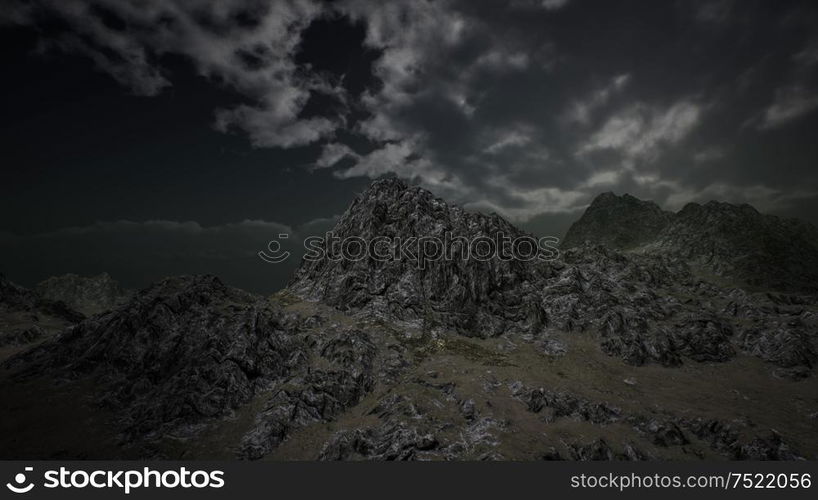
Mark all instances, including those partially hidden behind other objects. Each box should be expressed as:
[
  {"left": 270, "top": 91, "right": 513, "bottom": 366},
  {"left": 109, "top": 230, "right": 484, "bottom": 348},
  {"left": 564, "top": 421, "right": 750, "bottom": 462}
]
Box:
[
  {"left": 563, "top": 192, "right": 818, "bottom": 292},
  {"left": 288, "top": 178, "right": 550, "bottom": 337},
  {"left": 562, "top": 192, "right": 673, "bottom": 250}
]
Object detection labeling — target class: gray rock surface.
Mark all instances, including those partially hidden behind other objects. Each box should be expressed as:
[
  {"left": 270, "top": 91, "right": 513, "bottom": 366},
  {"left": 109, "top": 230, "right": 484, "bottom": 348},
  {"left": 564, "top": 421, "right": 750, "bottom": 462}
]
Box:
[
  {"left": 11, "top": 275, "right": 310, "bottom": 441},
  {"left": 238, "top": 328, "right": 376, "bottom": 459}
]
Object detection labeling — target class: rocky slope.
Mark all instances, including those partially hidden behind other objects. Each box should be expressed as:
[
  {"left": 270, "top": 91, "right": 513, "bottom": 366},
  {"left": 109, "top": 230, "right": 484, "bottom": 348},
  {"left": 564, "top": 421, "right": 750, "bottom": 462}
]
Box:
[
  {"left": 1, "top": 180, "right": 817, "bottom": 460},
  {"left": 35, "top": 273, "right": 132, "bottom": 316},
  {"left": 0, "top": 274, "right": 83, "bottom": 350},
  {"left": 2, "top": 275, "right": 396, "bottom": 459},
  {"left": 562, "top": 192, "right": 818, "bottom": 292},
  {"left": 649, "top": 201, "right": 818, "bottom": 292}
]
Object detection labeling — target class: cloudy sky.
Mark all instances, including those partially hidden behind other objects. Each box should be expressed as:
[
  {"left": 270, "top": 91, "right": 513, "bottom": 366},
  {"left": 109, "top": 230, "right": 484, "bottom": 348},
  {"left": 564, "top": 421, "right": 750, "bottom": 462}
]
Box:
[{"left": 2, "top": 0, "right": 818, "bottom": 293}]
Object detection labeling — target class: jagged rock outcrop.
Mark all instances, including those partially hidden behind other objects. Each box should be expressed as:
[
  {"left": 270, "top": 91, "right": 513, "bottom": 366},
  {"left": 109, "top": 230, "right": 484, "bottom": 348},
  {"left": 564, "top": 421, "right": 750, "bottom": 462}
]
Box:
[
  {"left": 36, "top": 273, "right": 131, "bottom": 316},
  {"left": 677, "top": 418, "right": 803, "bottom": 460},
  {"left": 737, "top": 320, "right": 815, "bottom": 379},
  {"left": 318, "top": 385, "right": 506, "bottom": 461},
  {"left": 319, "top": 422, "right": 440, "bottom": 461},
  {"left": 4, "top": 275, "right": 386, "bottom": 458},
  {"left": 567, "top": 438, "right": 649, "bottom": 461},
  {"left": 238, "top": 328, "right": 377, "bottom": 459},
  {"left": 633, "top": 419, "right": 689, "bottom": 447},
  {"left": 9, "top": 275, "right": 310, "bottom": 441},
  {"left": 599, "top": 313, "right": 735, "bottom": 366},
  {"left": 510, "top": 381, "right": 621, "bottom": 424}
]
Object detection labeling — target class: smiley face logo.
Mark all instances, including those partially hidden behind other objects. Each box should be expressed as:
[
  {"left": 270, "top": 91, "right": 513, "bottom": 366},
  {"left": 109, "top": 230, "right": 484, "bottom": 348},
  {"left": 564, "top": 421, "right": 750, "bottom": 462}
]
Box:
[
  {"left": 258, "top": 233, "right": 291, "bottom": 264},
  {"left": 6, "top": 467, "right": 34, "bottom": 494}
]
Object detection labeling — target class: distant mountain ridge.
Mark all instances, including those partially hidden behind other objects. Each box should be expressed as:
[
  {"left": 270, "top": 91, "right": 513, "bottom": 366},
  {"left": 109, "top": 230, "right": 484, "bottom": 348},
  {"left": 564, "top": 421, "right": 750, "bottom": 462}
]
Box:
[
  {"left": 562, "top": 192, "right": 818, "bottom": 292},
  {"left": 562, "top": 192, "right": 673, "bottom": 250},
  {"left": 35, "top": 273, "right": 132, "bottom": 316},
  {"left": 0, "top": 274, "right": 83, "bottom": 348}
]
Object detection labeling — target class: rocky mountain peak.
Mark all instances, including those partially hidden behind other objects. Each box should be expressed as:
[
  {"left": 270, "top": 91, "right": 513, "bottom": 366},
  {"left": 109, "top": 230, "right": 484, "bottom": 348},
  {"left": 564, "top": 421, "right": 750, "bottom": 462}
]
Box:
[
  {"left": 588, "top": 191, "right": 650, "bottom": 207},
  {"left": 562, "top": 191, "right": 673, "bottom": 250},
  {"left": 563, "top": 193, "right": 818, "bottom": 292},
  {"left": 362, "top": 176, "right": 411, "bottom": 197},
  {"left": 289, "top": 180, "right": 548, "bottom": 337},
  {"left": 677, "top": 200, "right": 761, "bottom": 220}
]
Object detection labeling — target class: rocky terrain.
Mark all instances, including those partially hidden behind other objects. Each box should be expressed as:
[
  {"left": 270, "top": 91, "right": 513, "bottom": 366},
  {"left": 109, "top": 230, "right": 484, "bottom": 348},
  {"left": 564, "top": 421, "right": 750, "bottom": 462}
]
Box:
[
  {"left": 0, "top": 274, "right": 83, "bottom": 356},
  {"left": 35, "top": 272, "right": 132, "bottom": 316},
  {"left": 0, "top": 179, "right": 816, "bottom": 460}
]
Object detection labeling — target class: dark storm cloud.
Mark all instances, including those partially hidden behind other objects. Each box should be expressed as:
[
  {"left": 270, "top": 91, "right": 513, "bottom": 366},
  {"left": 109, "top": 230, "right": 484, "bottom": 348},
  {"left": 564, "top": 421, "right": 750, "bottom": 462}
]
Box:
[
  {"left": 2, "top": 0, "right": 337, "bottom": 147},
  {"left": 3, "top": 0, "right": 818, "bottom": 223},
  {"left": 320, "top": 0, "right": 818, "bottom": 219}
]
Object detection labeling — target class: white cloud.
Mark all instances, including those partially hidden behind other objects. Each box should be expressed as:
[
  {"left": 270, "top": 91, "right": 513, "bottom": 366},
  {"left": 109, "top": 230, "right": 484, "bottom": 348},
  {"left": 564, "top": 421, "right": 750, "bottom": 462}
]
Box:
[
  {"left": 464, "top": 179, "right": 586, "bottom": 220},
  {"left": 344, "top": 0, "right": 469, "bottom": 111},
  {"left": 6, "top": 0, "right": 584, "bottom": 220},
  {"left": 693, "top": 146, "right": 726, "bottom": 164},
  {"left": 580, "top": 100, "right": 702, "bottom": 161},
  {"left": 314, "top": 143, "right": 359, "bottom": 169},
  {"left": 474, "top": 49, "right": 530, "bottom": 72},
  {"left": 757, "top": 85, "right": 818, "bottom": 130},
  {"left": 333, "top": 140, "right": 432, "bottom": 179},
  {"left": 215, "top": 106, "right": 336, "bottom": 149},
  {"left": 582, "top": 170, "right": 622, "bottom": 188},
  {"left": 9, "top": 0, "right": 811, "bottom": 228},
  {"left": 325, "top": 0, "right": 570, "bottom": 219},
  {"left": 483, "top": 129, "right": 533, "bottom": 154},
  {"left": 565, "top": 73, "right": 630, "bottom": 125}
]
